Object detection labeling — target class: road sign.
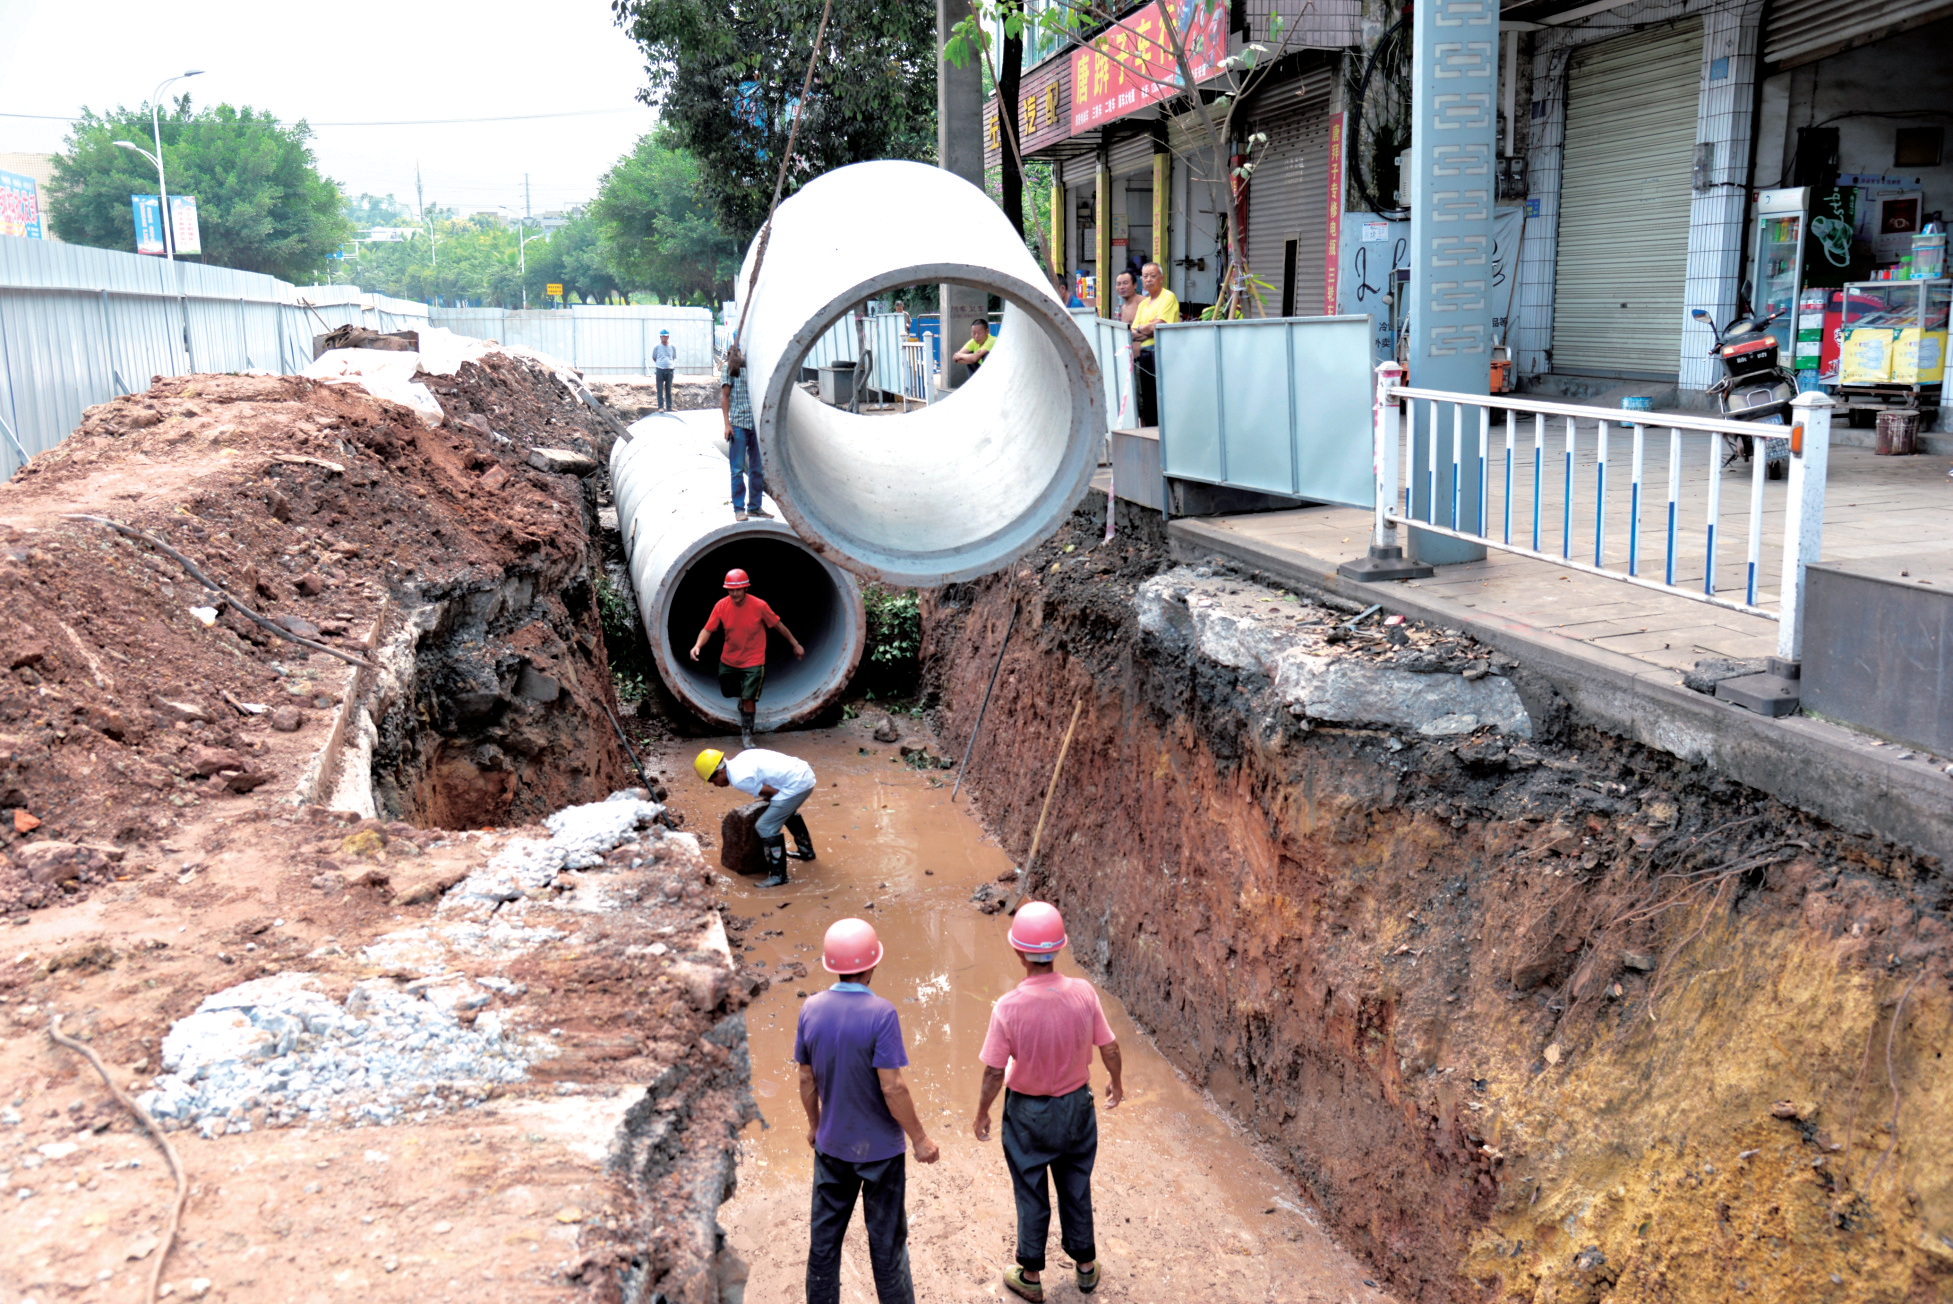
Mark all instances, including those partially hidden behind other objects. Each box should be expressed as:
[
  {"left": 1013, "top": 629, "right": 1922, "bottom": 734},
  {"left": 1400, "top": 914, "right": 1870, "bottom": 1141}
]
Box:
[{"left": 546, "top": 283, "right": 563, "bottom": 298}]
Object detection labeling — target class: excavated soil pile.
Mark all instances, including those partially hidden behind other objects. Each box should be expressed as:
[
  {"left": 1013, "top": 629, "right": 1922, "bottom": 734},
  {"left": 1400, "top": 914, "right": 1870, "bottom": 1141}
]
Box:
[
  {"left": 0, "top": 357, "right": 759, "bottom": 1303},
  {"left": 925, "top": 498, "right": 1953, "bottom": 1303},
  {"left": 0, "top": 354, "right": 632, "bottom": 913}
]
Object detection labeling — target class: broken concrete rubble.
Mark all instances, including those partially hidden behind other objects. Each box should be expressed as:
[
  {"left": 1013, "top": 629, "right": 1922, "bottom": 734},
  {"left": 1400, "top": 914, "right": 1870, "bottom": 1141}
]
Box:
[{"left": 1137, "top": 567, "right": 1532, "bottom": 737}]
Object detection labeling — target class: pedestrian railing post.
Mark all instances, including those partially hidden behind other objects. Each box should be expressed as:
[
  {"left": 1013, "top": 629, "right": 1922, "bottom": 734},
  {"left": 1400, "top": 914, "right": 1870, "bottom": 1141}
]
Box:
[
  {"left": 1336, "top": 362, "right": 1433, "bottom": 582},
  {"left": 1777, "top": 392, "right": 1832, "bottom": 664}
]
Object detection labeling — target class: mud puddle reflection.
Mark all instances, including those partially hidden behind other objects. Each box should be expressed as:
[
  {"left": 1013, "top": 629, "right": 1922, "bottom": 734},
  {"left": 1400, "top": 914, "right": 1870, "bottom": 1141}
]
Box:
[{"left": 654, "top": 723, "right": 1396, "bottom": 1303}]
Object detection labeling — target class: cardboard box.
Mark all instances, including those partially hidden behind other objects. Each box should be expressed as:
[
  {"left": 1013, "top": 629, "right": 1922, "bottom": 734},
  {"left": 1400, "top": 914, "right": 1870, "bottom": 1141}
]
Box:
[
  {"left": 1842, "top": 326, "right": 1950, "bottom": 384},
  {"left": 1840, "top": 327, "right": 1896, "bottom": 383},
  {"left": 1894, "top": 327, "right": 1946, "bottom": 384}
]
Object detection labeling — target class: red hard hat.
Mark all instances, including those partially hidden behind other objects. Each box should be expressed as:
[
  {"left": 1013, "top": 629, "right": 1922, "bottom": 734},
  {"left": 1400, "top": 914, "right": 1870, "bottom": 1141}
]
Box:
[
  {"left": 723, "top": 568, "right": 751, "bottom": 589},
  {"left": 822, "top": 918, "right": 884, "bottom": 974},
  {"left": 1008, "top": 901, "right": 1067, "bottom": 955}
]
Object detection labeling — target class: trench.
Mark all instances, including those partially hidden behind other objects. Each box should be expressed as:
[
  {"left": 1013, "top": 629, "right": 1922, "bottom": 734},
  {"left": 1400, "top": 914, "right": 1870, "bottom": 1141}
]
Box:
[{"left": 658, "top": 728, "right": 1397, "bottom": 1303}]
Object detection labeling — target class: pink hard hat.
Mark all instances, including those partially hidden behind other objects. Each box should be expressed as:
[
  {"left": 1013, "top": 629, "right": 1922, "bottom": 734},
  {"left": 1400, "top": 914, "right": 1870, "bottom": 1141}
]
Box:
[
  {"left": 1008, "top": 901, "right": 1067, "bottom": 955},
  {"left": 822, "top": 917, "right": 885, "bottom": 974}
]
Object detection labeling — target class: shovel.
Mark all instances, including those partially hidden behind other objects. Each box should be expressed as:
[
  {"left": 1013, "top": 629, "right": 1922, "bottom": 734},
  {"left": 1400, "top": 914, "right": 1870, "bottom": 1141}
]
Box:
[{"left": 1004, "top": 696, "right": 1084, "bottom": 915}]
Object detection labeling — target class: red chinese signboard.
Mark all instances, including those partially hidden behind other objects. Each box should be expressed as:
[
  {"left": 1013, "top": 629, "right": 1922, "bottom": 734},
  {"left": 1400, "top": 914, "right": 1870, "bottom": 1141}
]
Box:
[{"left": 1069, "top": 0, "right": 1228, "bottom": 133}]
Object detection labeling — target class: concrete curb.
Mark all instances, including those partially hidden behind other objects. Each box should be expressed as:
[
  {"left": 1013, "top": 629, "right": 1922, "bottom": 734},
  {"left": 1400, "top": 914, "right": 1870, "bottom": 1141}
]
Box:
[{"left": 1170, "top": 517, "right": 1953, "bottom": 863}]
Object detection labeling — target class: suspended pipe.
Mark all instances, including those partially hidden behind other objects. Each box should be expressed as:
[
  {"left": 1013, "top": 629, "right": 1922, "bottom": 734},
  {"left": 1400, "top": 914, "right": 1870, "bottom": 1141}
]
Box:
[
  {"left": 611, "top": 410, "right": 866, "bottom": 731},
  {"left": 738, "top": 160, "right": 1105, "bottom": 587}
]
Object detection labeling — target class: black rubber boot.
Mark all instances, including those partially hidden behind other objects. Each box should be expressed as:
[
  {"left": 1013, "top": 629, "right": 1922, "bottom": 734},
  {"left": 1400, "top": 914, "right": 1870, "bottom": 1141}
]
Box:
[
  {"left": 784, "top": 813, "right": 816, "bottom": 860},
  {"left": 759, "top": 837, "right": 789, "bottom": 888},
  {"left": 740, "top": 715, "right": 755, "bottom": 750}
]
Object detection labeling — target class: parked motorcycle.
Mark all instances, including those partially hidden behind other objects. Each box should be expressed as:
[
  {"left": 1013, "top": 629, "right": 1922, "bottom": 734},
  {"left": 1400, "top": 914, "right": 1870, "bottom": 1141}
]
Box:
[{"left": 1692, "top": 305, "right": 1793, "bottom": 479}]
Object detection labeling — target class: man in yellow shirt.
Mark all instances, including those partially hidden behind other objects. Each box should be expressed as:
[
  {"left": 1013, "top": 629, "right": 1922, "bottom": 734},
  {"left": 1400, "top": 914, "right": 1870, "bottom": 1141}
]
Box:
[
  {"left": 952, "top": 320, "right": 996, "bottom": 378},
  {"left": 1130, "top": 262, "right": 1179, "bottom": 428}
]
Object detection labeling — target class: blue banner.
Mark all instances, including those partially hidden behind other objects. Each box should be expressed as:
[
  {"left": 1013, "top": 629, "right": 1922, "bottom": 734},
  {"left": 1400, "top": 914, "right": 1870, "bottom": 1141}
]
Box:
[{"left": 131, "top": 194, "right": 166, "bottom": 256}]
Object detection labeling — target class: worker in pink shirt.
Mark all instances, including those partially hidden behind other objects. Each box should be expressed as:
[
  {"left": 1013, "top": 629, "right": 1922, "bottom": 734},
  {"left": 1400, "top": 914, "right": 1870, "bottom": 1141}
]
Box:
[{"left": 971, "top": 901, "right": 1124, "bottom": 1302}]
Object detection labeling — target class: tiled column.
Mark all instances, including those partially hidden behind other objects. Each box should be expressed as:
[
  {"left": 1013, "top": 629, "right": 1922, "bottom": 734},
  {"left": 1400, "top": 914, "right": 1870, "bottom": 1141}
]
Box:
[{"left": 1679, "top": 0, "right": 1765, "bottom": 395}]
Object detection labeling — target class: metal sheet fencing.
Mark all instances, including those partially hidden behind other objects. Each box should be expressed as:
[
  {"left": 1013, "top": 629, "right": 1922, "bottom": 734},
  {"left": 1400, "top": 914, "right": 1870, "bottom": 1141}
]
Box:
[
  {"left": 0, "top": 235, "right": 318, "bottom": 478},
  {"left": 430, "top": 305, "right": 716, "bottom": 376},
  {"left": 1154, "top": 315, "right": 1376, "bottom": 507},
  {"left": 1069, "top": 308, "right": 1134, "bottom": 431}
]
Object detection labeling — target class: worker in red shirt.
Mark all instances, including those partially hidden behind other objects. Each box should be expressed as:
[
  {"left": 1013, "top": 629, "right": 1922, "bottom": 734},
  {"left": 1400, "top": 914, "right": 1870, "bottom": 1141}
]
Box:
[
  {"left": 689, "top": 567, "right": 805, "bottom": 748},
  {"left": 972, "top": 901, "right": 1124, "bottom": 1302}
]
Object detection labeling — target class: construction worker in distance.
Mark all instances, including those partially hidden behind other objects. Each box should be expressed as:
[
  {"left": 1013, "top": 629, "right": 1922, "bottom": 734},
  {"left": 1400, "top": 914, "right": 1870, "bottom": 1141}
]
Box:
[
  {"left": 693, "top": 744, "right": 817, "bottom": 887},
  {"left": 688, "top": 567, "right": 804, "bottom": 749},
  {"left": 972, "top": 901, "right": 1124, "bottom": 1302},
  {"left": 795, "top": 917, "right": 941, "bottom": 1304}
]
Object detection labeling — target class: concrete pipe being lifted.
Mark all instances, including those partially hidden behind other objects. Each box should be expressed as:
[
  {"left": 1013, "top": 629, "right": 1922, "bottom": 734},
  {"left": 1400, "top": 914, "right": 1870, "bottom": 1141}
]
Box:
[
  {"left": 738, "top": 160, "right": 1105, "bottom": 587},
  {"left": 611, "top": 410, "right": 866, "bottom": 731}
]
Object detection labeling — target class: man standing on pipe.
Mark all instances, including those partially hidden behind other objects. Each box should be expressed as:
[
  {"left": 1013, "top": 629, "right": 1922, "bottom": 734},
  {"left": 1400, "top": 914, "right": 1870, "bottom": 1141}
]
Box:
[
  {"left": 694, "top": 744, "right": 817, "bottom": 887},
  {"left": 721, "top": 348, "right": 770, "bottom": 521},
  {"left": 795, "top": 917, "right": 941, "bottom": 1304},
  {"left": 972, "top": 901, "right": 1123, "bottom": 1302},
  {"left": 688, "top": 567, "right": 804, "bottom": 749}
]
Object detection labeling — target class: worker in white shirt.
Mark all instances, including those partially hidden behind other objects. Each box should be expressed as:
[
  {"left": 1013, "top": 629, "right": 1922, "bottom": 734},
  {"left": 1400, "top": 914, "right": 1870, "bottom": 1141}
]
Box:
[
  {"left": 652, "top": 330, "right": 679, "bottom": 411},
  {"left": 694, "top": 746, "right": 818, "bottom": 887}
]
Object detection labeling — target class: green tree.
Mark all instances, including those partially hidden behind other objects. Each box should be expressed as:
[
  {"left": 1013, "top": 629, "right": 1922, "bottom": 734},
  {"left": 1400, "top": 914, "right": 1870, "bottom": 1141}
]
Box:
[
  {"left": 522, "top": 213, "right": 622, "bottom": 305},
  {"left": 588, "top": 130, "right": 740, "bottom": 303},
  {"left": 49, "top": 97, "right": 351, "bottom": 283},
  {"left": 612, "top": 0, "right": 937, "bottom": 243},
  {"left": 345, "top": 193, "right": 413, "bottom": 230}
]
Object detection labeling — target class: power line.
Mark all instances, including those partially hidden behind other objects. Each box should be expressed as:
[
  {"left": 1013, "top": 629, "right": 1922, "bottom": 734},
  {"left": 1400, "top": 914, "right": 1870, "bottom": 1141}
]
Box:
[{"left": 0, "top": 106, "right": 647, "bottom": 127}]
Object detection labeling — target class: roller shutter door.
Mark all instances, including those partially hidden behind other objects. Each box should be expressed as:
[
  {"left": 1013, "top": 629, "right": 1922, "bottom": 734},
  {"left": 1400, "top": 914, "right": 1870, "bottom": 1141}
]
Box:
[
  {"left": 1107, "top": 131, "right": 1157, "bottom": 178},
  {"left": 1550, "top": 22, "right": 1702, "bottom": 378},
  {"left": 1764, "top": 0, "right": 1953, "bottom": 68},
  {"left": 1246, "top": 71, "right": 1333, "bottom": 317},
  {"left": 1061, "top": 154, "right": 1100, "bottom": 189}
]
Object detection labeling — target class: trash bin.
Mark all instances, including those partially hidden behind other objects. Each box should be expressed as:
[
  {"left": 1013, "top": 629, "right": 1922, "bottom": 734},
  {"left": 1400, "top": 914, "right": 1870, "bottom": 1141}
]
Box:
[
  {"left": 818, "top": 362, "right": 857, "bottom": 407},
  {"left": 1875, "top": 409, "right": 1919, "bottom": 455}
]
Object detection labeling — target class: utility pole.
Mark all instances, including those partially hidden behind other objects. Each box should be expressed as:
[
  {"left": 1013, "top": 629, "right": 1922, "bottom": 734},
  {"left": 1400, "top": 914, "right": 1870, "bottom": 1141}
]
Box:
[
  {"left": 524, "top": 174, "right": 532, "bottom": 310},
  {"left": 938, "top": 0, "right": 985, "bottom": 389},
  {"left": 417, "top": 163, "right": 436, "bottom": 268}
]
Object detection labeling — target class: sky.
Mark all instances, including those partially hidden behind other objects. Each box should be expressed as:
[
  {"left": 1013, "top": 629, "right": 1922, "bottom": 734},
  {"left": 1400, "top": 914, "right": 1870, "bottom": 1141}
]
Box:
[{"left": 0, "top": 0, "right": 659, "bottom": 217}]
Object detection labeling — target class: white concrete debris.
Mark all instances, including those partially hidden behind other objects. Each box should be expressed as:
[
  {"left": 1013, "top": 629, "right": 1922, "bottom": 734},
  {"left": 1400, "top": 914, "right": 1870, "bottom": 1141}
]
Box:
[
  {"left": 1136, "top": 568, "right": 1533, "bottom": 738},
  {"left": 135, "top": 793, "right": 689, "bottom": 1139},
  {"left": 137, "top": 972, "right": 540, "bottom": 1137},
  {"left": 446, "top": 794, "right": 666, "bottom": 908}
]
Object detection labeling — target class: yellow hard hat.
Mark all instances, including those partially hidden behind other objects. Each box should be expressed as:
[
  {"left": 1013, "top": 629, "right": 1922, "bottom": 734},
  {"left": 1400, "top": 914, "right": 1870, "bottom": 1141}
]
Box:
[{"left": 693, "top": 748, "right": 725, "bottom": 783}]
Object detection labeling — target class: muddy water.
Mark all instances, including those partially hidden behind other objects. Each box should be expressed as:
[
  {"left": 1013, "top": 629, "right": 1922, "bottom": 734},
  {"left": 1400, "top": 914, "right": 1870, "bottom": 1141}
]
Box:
[{"left": 654, "top": 723, "right": 1398, "bottom": 1304}]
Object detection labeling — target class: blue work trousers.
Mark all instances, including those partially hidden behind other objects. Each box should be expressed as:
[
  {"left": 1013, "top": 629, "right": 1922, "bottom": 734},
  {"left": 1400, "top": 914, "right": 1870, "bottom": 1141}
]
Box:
[
  {"left": 729, "top": 425, "right": 764, "bottom": 513},
  {"left": 807, "top": 1150, "right": 914, "bottom": 1304}
]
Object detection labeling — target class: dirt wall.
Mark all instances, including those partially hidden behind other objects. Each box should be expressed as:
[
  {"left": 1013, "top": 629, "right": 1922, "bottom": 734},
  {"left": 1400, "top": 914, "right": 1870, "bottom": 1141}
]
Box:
[{"left": 924, "top": 505, "right": 1953, "bottom": 1303}]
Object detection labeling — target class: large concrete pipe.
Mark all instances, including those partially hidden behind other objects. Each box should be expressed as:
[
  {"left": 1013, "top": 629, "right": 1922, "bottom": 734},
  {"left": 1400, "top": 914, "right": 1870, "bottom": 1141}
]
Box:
[
  {"left": 612, "top": 411, "right": 866, "bottom": 730},
  {"left": 738, "top": 160, "right": 1104, "bottom": 587}
]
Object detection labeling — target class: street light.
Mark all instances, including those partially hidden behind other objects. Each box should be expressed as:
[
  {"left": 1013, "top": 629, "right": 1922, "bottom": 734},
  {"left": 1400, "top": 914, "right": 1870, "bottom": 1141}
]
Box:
[
  {"left": 115, "top": 70, "right": 203, "bottom": 261},
  {"left": 496, "top": 205, "right": 551, "bottom": 310}
]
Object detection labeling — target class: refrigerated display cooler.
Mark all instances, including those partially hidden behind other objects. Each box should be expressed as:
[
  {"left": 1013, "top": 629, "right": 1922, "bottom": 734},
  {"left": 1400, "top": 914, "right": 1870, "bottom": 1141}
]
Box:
[
  {"left": 1836, "top": 277, "right": 1949, "bottom": 427},
  {"left": 1752, "top": 188, "right": 1808, "bottom": 360}
]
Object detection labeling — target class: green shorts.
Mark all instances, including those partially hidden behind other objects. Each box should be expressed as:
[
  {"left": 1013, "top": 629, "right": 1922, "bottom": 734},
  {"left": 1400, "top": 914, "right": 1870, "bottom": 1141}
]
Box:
[{"left": 718, "top": 662, "right": 765, "bottom": 703}]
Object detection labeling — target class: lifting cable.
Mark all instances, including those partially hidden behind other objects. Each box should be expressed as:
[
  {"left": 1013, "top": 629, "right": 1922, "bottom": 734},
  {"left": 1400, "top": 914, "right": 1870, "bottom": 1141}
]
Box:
[{"left": 727, "top": 0, "right": 838, "bottom": 373}]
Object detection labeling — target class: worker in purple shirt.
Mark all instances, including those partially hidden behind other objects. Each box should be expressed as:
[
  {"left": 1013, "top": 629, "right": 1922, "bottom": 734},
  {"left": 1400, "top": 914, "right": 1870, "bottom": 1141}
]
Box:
[{"left": 795, "top": 917, "right": 941, "bottom": 1304}]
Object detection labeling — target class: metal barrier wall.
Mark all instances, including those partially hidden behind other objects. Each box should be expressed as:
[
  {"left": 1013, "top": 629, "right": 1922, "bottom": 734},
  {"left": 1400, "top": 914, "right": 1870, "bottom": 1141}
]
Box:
[
  {"left": 1355, "top": 363, "right": 1833, "bottom": 661},
  {"left": 1154, "top": 315, "right": 1376, "bottom": 509},
  {"left": 0, "top": 235, "right": 323, "bottom": 478},
  {"left": 429, "top": 305, "right": 714, "bottom": 376},
  {"left": 1069, "top": 308, "right": 1133, "bottom": 431}
]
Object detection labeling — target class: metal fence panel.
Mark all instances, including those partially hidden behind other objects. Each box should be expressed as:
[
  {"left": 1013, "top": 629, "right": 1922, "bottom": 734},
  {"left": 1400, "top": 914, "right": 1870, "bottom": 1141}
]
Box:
[
  {"left": 428, "top": 305, "right": 715, "bottom": 375},
  {"left": 1155, "top": 315, "right": 1375, "bottom": 507}
]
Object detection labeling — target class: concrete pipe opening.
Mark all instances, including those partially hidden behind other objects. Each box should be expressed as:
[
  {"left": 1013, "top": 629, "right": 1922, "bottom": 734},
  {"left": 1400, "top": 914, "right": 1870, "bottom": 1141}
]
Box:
[
  {"left": 739, "top": 160, "right": 1105, "bottom": 587},
  {"left": 612, "top": 412, "right": 865, "bottom": 731}
]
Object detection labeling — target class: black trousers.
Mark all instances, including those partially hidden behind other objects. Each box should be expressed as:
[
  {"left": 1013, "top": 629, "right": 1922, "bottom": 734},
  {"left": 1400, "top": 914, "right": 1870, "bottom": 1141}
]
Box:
[
  {"left": 1001, "top": 1085, "right": 1097, "bottom": 1272},
  {"left": 1133, "top": 347, "right": 1159, "bottom": 428},
  {"left": 655, "top": 369, "right": 674, "bottom": 410},
  {"left": 807, "top": 1150, "right": 914, "bottom": 1304}
]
